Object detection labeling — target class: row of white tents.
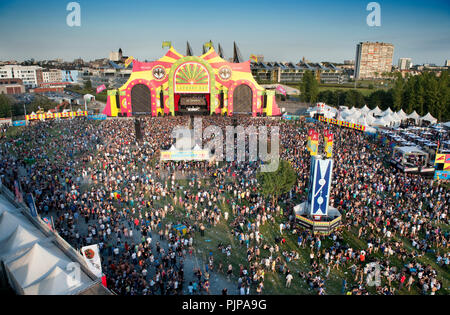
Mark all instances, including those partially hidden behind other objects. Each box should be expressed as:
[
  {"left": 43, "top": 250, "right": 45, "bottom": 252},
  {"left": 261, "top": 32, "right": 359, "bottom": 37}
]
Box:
[
  {"left": 309, "top": 103, "right": 438, "bottom": 129},
  {"left": 0, "top": 189, "right": 107, "bottom": 295}
]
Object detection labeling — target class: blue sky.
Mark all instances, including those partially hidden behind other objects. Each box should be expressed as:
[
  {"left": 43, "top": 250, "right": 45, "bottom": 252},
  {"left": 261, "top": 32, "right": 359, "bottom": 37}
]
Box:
[{"left": 0, "top": 0, "right": 449, "bottom": 65}]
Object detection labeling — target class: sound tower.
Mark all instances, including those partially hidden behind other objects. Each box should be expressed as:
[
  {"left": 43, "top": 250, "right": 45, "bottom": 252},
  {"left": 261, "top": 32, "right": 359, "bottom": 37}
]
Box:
[{"left": 134, "top": 118, "right": 143, "bottom": 142}]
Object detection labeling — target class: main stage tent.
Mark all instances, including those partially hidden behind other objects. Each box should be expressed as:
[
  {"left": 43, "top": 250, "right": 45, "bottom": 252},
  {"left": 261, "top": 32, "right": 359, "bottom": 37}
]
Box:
[
  {"left": 103, "top": 42, "right": 281, "bottom": 117},
  {"left": 0, "top": 186, "right": 112, "bottom": 295}
]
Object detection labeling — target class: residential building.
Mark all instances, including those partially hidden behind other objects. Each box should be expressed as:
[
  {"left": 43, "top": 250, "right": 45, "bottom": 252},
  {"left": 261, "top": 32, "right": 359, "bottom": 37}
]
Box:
[
  {"left": 0, "top": 65, "right": 43, "bottom": 88},
  {"left": 42, "top": 69, "right": 63, "bottom": 83},
  {"left": 0, "top": 78, "right": 25, "bottom": 94},
  {"left": 354, "top": 42, "right": 394, "bottom": 79},
  {"left": 251, "top": 61, "right": 350, "bottom": 84},
  {"left": 445, "top": 60, "right": 450, "bottom": 67},
  {"left": 109, "top": 48, "right": 123, "bottom": 62},
  {"left": 398, "top": 58, "right": 412, "bottom": 70}
]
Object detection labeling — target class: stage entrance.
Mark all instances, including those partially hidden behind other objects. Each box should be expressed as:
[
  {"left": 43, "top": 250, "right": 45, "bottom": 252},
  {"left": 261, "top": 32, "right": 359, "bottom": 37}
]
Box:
[
  {"left": 233, "top": 84, "right": 252, "bottom": 114},
  {"left": 176, "top": 93, "right": 210, "bottom": 115}
]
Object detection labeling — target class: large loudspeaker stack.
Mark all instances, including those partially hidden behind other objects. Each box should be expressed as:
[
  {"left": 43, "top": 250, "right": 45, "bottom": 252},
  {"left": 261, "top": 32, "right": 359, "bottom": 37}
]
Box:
[{"left": 134, "top": 118, "right": 144, "bottom": 142}]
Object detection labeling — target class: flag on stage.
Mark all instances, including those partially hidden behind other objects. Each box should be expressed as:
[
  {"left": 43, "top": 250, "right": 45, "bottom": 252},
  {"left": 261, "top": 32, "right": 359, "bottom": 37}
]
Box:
[
  {"left": 204, "top": 41, "right": 213, "bottom": 49},
  {"left": 124, "top": 56, "right": 134, "bottom": 68},
  {"left": 276, "top": 85, "right": 287, "bottom": 96},
  {"left": 307, "top": 128, "right": 314, "bottom": 152},
  {"left": 96, "top": 84, "right": 106, "bottom": 94},
  {"left": 162, "top": 41, "right": 172, "bottom": 49},
  {"left": 310, "top": 130, "right": 319, "bottom": 156},
  {"left": 324, "top": 132, "right": 333, "bottom": 158},
  {"left": 250, "top": 54, "right": 258, "bottom": 63}
]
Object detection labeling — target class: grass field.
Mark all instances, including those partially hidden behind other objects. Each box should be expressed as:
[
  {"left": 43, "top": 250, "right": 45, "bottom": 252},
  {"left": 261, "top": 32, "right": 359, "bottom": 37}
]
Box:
[{"left": 148, "top": 173, "right": 449, "bottom": 295}]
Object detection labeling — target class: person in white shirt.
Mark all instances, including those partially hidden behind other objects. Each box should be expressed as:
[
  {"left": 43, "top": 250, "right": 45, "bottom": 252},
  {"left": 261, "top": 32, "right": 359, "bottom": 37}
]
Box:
[{"left": 286, "top": 273, "right": 293, "bottom": 287}]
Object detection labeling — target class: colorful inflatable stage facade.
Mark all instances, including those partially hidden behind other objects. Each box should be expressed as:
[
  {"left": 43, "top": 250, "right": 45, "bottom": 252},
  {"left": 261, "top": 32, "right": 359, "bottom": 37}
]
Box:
[{"left": 103, "top": 46, "right": 281, "bottom": 117}]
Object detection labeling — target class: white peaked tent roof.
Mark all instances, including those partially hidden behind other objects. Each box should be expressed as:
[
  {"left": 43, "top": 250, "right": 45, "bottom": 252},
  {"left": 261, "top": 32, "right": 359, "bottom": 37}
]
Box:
[
  {"left": 370, "top": 106, "right": 382, "bottom": 115},
  {"left": 349, "top": 112, "right": 362, "bottom": 121},
  {"left": 390, "top": 112, "right": 402, "bottom": 122},
  {"left": 443, "top": 121, "right": 450, "bottom": 128},
  {"left": 397, "top": 109, "right": 407, "bottom": 118},
  {"left": 23, "top": 266, "right": 81, "bottom": 295},
  {"left": 382, "top": 114, "right": 394, "bottom": 123},
  {"left": 5, "top": 243, "right": 72, "bottom": 288},
  {"left": 360, "top": 105, "right": 370, "bottom": 113},
  {"left": 407, "top": 110, "right": 420, "bottom": 120},
  {"left": 0, "top": 211, "right": 36, "bottom": 242},
  {"left": 381, "top": 108, "right": 394, "bottom": 116},
  {"left": 0, "top": 225, "right": 41, "bottom": 258},
  {"left": 364, "top": 114, "right": 376, "bottom": 124},
  {"left": 421, "top": 112, "right": 437, "bottom": 124}
]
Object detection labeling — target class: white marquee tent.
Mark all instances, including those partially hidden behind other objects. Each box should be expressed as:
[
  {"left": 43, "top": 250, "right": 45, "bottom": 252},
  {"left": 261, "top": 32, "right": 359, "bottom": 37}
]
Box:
[{"left": 420, "top": 113, "right": 437, "bottom": 124}]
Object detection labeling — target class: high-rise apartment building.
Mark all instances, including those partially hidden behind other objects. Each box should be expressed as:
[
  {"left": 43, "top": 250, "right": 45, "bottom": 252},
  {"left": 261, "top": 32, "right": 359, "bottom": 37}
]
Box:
[
  {"left": 398, "top": 58, "right": 412, "bottom": 70},
  {"left": 355, "top": 42, "right": 394, "bottom": 79}
]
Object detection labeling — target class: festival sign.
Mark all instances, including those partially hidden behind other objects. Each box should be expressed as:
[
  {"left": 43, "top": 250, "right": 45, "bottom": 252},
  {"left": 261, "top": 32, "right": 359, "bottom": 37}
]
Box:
[
  {"left": 434, "top": 153, "right": 450, "bottom": 180},
  {"left": 96, "top": 84, "right": 107, "bottom": 94},
  {"left": 160, "top": 149, "right": 210, "bottom": 161},
  {"left": 174, "top": 62, "right": 210, "bottom": 94},
  {"left": 12, "top": 120, "right": 26, "bottom": 126},
  {"left": 81, "top": 244, "right": 103, "bottom": 278},
  {"left": 318, "top": 116, "right": 366, "bottom": 132}
]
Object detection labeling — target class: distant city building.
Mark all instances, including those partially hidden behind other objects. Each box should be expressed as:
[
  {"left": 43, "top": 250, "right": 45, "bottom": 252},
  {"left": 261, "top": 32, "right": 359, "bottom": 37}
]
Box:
[
  {"left": 109, "top": 48, "right": 123, "bottom": 62},
  {"left": 354, "top": 42, "right": 394, "bottom": 79},
  {"left": 0, "top": 78, "right": 25, "bottom": 94},
  {"left": 251, "top": 61, "right": 350, "bottom": 84},
  {"left": 445, "top": 60, "right": 450, "bottom": 67},
  {"left": 42, "top": 69, "right": 63, "bottom": 83},
  {"left": 344, "top": 60, "right": 355, "bottom": 65},
  {"left": 398, "top": 58, "right": 412, "bottom": 70},
  {"left": 0, "top": 65, "right": 43, "bottom": 88}
]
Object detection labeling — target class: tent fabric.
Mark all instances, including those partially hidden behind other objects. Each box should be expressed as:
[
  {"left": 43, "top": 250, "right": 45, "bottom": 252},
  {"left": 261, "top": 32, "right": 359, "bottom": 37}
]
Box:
[
  {"left": 407, "top": 111, "right": 420, "bottom": 120},
  {"left": 0, "top": 225, "right": 41, "bottom": 258},
  {"left": 360, "top": 105, "right": 370, "bottom": 113},
  {"left": 23, "top": 266, "right": 81, "bottom": 295},
  {"left": 370, "top": 106, "right": 382, "bottom": 115},
  {"left": 0, "top": 211, "right": 37, "bottom": 243},
  {"left": 381, "top": 108, "right": 393, "bottom": 116},
  {"left": 372, "top": 117, "right": 389, "bottom": 126},
  {"left": 397, "top": 109, "right": 407, "bottom": 119},
  {"left": 421, "top": 112, "right": 437, "bottom": 124},
  {"left": 5, "top": 243, "right": 72, "bottom": 288},
  {"left": 0, "top": 189, "right": 110, "bottom": 295}
]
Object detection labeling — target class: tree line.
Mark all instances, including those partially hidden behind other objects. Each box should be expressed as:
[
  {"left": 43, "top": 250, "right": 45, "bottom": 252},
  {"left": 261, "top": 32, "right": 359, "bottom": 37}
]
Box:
[
  {"left": 300, "top": 70, "right": 449, "bottom": 122},
  {"left": 0, "top": 94, "right": 58, "bottom": 118}
]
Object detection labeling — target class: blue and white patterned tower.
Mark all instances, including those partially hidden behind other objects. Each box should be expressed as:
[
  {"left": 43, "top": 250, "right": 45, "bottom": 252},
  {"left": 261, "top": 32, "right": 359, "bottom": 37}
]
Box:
[{"left": 306, "top": 155, "right": 334, "bottom": 217}]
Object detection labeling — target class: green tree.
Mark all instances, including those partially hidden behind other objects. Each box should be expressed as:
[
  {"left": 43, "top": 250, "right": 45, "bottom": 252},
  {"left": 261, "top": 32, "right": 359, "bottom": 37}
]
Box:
[
  {"left": 0, "top": 94, "right": 12, "bottom": 118},
  {"left": 84, "top": 79, "right": 92, "bottom": 90},
  {"left": 257, "top": 160, "right": 297, "bottom": 205},
  {"left": 300, "top": 70, "right": 319, "bottom": 104},
  {"left": 391, "top": 73, "right": 404, "bottom": 111}
]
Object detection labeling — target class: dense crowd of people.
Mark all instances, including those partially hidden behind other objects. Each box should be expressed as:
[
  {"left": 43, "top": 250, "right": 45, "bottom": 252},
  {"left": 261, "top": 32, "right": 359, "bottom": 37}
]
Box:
[{"left": 0, "top": 115, "right": 448, "bottom": 295}]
